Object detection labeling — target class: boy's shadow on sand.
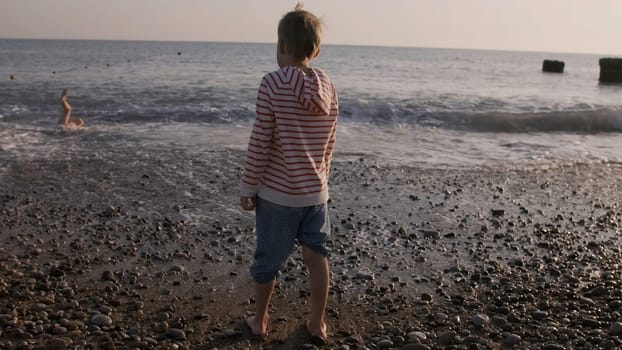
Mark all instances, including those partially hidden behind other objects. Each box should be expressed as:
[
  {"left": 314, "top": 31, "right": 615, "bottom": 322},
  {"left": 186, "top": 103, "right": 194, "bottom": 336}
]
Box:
[{"left": 203, "top": 321, "right": 327, "bottom": 349}]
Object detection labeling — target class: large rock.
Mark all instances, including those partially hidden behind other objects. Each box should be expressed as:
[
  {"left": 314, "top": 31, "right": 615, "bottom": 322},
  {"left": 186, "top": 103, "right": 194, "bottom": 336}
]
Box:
[
  {"left": 542, "top": 59, "right": 565, "bottom": 73},
  {"left": 599, "top": 58, "right": 622, "bottom": 83}
]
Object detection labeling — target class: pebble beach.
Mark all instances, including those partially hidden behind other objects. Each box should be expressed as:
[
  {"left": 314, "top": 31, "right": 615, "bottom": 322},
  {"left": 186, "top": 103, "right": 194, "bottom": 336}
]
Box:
[{"left": 2, "top": 134, "right": 622, "bottom": 350}]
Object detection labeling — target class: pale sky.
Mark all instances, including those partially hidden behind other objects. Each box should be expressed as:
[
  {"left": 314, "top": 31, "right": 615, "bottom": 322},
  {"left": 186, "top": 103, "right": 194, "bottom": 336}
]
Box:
[{"left": 1, "top": 0, "right": 622, "bottom": 55}]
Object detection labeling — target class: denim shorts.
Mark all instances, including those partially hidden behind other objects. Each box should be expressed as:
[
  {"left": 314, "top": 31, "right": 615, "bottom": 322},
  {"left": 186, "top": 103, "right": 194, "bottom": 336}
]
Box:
[{"left": 250, "top": 197, "right": 330, "bottom": 284}]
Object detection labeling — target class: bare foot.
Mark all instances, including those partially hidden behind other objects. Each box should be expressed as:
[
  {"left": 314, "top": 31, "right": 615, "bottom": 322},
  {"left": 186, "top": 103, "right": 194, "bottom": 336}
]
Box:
[
  {"left": 246, "top": 316, "right": 268, "bottom": 336},
  {"left": 72, "top": 117, "right": 85, "bottom": 127},
  {"left": 306, "top": 320, "right": 328, "bottom": 343},
  {"left": 60, "top": 89, "right": 68, "bottom": 101}
]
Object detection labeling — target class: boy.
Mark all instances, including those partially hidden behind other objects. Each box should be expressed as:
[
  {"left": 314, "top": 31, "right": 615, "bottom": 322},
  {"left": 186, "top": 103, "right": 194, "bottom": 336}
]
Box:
[
  {"left": 239, "top": 3, "right": 339, "bottom": 342},
  {"left": 59, "top": 89, "right": 85, "bottom": 127}
]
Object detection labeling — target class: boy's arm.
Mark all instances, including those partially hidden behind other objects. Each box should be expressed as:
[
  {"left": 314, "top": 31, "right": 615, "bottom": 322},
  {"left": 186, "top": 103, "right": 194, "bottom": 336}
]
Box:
[
  {"left": 240, "top": 78, "right": 275, "bottom": 200},
  {"left": 324, "top": 89, "right": 339, "bottom": 178},
  {"left": 325, "top": 123, "right": 337, "bottom": 178}
]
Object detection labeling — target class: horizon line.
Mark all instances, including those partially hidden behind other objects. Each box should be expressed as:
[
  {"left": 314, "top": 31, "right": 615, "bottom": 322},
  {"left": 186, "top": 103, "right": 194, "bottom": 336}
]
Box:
[{"left": 1, "top": 36, "right": 621, "bottom": 57}]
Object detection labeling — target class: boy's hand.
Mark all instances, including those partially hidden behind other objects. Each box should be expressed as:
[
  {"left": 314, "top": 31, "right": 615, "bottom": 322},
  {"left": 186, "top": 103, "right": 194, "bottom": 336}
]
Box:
[{"left": 240, "top": 196, "right": 256, "bottom": 211}]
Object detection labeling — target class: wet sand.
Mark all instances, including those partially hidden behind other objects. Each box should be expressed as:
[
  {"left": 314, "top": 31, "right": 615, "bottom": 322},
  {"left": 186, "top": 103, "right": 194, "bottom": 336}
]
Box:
[{"left": 1, "top": 137, "right": 622, "bottom": 349}]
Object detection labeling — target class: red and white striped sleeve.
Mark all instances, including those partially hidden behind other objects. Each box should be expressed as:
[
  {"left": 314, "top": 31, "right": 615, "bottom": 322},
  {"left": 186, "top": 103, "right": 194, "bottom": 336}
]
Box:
[
  {"left": 240, "top": 78, "right": 275, "bottom": 197},
  {"left": 324, "top": 86, "right": 339, "bottom": 177}
]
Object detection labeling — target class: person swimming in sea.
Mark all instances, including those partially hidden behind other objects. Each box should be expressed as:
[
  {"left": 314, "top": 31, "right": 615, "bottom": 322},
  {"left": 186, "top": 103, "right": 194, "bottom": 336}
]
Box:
[{"left": 59, "top": 89, "right": 85, "bottom": 127}]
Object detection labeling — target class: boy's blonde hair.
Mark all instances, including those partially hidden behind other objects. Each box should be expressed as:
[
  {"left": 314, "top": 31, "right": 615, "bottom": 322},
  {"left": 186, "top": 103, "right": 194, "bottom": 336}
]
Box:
[{"left": 278, "top": 3, "right": 322, "bottom": 60}]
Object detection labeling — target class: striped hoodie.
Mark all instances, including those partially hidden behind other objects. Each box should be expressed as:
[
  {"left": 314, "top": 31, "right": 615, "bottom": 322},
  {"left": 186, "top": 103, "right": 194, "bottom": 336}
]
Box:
[{"left": 240, "top": 65, "right": 339, "bottom": 207}]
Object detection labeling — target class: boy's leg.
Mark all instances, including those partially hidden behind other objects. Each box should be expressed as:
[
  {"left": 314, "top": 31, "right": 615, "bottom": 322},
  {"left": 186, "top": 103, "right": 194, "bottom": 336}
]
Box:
[
  {"left": 60, "top": 89, "right": 71, "bottom": 112},
  {"left": 302, "top": 246, "right": 329, "bottom": 339},
  {"left": 298, "top": 202, "right": 330, "bottom": 340},
  {"left": 247, "top": 279, "right": 275, "bottom": 335},
  {"left": 59, "top": 89, "right": 71, "bottom": 125},
  {"left": 248, "top": 198, "right": 299, "bottom": 335}
]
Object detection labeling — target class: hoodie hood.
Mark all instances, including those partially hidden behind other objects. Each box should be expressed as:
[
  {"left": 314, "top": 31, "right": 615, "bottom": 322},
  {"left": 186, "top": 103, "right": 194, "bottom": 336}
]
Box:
[{"left": 283, "top": 66, "right": 334, "bottom": 115}]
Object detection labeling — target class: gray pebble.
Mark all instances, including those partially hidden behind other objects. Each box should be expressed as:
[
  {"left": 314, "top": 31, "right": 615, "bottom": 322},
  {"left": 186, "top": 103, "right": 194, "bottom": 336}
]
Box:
[
  {"left": 420, "top": 230, "right": 440, "bottom": 239},
  {"left": 504, "top": 333, "right": 521, "bottom": 346},
  {"left": 223, "top": 328, "right": 242, "bottom": 337},
  {"left": 48, "top": 337, "right": 71, "bottom": 348},
  {"left": 471, "top": 314, "right": 489, "bottom": 327},
  {"left": 377, "top": 339, "right": 394, "bottom": 348},
  {"left": 99, "top": 305, "right": 113, "bottom": 315},
  {"left": 90, "top": 314, "right": 112, "bottom": 327},
  {"left": 101, "top": 270, "right": 115, "bottom": 281},
  {"left": 582, "top": 317, "right": 600, "bottom": 328},
  {"left": 144, "top": 336, "right": 158, "bottom": 345},
  {"left": 407, "top": 331, "right": 426, "bottom": 342},
  {"left": 579, "top": 296, "right": 595, "bottom": 305},
  {"left": 165, "top": 328, "right": 186, "bottom": 340},
  {"left": 346, "top": 335, "right": 363, "bottom": 344},
  {"left": 354, "top": 271, "right": 375, "bottom": 281},
  {"left": 32, "top": 303, "right": 47, "bottom": 311},
  {"left": 492, "top": 316, "right": 508, "bottom": 326},
  {"left": 52, "top": 326, "right": 68, "bottom": 335},
  {"left": 586, "top": 286, "right": 607, "bottom": 297},
  {"left": 436, "top": 331, "right": 456, "bottom": 345},
  {"left": 435, "top": 313, "right": 449, "bottom": 323},
  {"left": 609, "top": 322, "right": 622, "bottom": 335},
  {"left": 609, "top": 300, "right": 622, "bottom": 309},
  {"left": 533, "top": 310, "right": 548, "bottom": 319}
]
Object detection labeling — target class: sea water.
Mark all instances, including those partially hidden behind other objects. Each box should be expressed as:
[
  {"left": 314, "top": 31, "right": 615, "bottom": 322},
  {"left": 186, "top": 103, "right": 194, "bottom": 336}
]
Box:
[{"left": 1, "top": 39, "right": 621, "bottom": 168}]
